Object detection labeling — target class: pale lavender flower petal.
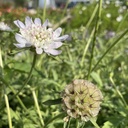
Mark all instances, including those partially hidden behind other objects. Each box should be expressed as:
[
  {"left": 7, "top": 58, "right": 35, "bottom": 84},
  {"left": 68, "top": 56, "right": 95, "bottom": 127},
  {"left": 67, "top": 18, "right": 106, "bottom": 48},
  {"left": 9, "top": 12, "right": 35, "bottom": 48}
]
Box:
[
  {"left": 45, "top": 49, "right": 62, "bottom": 55},
  {"left": 15, "top": 33, "right": 27, "bottom": 44},
  {"left": 53, "top": 28, "right": 62, "bottom": 38},
  {"left": 34, "top": 18, "right": 41, "bottom": 25},
  {"left": 48, "top": 42, "right": 63, "bottom": 49},
  {"left": 14, "top": 20, "right": 20, "bottom": 28},
  {"left": 54, "top": 35, "right": 69, "bottom": 41},
  {"left": 36, "top": 47, "right": 43, "bottom": 54},
  {"left": 14, "top": 43, "right": 25, "bottom": 48},
  {"left": 14, "top": 20, "right": 25, "bottom": 29},
  {"left": 25, "top": 16, "right": 33, "bottom": 27},
  {"left": 42, "top": 19, "right": 48, "bottom": 28}
]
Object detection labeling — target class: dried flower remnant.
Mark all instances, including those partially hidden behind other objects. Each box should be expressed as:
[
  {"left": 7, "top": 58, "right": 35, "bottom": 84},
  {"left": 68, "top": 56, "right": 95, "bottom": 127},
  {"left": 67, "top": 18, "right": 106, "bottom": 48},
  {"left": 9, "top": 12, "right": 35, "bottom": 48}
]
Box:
[
  {"left": 0, "top": 22, "right": 12, "bottom": 31},
  {"left": 14, "top": 16, "right": 68, "bottom": 55},
  {"left": 62, "top": 79, "right": 103, "bottom": 122}
]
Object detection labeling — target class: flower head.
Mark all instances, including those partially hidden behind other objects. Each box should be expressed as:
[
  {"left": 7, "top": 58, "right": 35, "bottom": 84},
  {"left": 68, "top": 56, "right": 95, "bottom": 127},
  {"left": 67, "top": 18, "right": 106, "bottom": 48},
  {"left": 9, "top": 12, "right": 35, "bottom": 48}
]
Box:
[
  {"left": 62, "top": 79, "right": 103, "bottom": 122},
  {"left": 0, "top": 22, "right": 12, "bottom": 31},
  {"left": 14, "top": 16, "right": 68, "bottom": 55}
]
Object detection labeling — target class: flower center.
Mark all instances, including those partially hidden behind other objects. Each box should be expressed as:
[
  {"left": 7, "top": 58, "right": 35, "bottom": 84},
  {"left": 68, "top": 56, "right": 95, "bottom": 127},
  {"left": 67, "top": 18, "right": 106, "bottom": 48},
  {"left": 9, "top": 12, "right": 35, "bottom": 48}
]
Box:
[{"left": 20, "top": 24, "right": 53, "bottom": 48}]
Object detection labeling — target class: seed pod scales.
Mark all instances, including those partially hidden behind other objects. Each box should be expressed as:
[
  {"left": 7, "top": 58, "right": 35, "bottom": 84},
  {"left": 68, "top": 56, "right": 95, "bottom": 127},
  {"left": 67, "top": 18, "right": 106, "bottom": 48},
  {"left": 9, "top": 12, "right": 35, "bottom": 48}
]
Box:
[{"left": 62, "top": 79, "right": 103, "bottom": 122}]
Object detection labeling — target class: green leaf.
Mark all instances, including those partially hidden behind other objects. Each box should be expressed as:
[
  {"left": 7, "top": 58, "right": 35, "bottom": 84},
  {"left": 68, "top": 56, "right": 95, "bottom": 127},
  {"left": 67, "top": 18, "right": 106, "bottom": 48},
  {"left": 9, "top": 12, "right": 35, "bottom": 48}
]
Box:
[
  {"left": 43, "top": 98, "right": 62, "bottom": 105},
  {"left": 102, "top": 121, "right": 113, "bottom": 128},
  {"left": 91, "top": 72, "right": 103, "bottom": 87}
]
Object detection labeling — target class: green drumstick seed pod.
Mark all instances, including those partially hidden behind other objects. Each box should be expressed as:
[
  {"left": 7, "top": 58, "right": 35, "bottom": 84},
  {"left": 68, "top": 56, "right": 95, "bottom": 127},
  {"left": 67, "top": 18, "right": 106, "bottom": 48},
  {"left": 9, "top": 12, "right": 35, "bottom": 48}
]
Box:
[{"left": 62, "top": 79, "right": 103, "bottom": 122}]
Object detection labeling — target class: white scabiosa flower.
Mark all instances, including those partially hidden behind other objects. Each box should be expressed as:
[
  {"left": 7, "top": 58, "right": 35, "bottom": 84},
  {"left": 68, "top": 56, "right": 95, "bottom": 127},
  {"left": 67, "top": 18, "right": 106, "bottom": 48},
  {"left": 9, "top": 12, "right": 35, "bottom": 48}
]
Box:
[
  {"left": 14, "top": 16, "right": 69, "bottom": 55},
  {"left": 0, "top": 22, "right": 12, "bottom": 31}
]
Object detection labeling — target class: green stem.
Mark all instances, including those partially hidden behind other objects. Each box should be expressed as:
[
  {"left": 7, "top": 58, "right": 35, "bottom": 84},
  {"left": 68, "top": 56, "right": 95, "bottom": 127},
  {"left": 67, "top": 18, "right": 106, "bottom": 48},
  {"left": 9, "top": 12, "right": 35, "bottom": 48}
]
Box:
[
  {"left": 45, "top": 113, "right": 64, "bottom": 128},
  {"left": 32, "top": 89, "right": 44, "bottom": 127},
  {"left": 4, "top": 94, "right": 12, "bottom": 128},
  {"left": 62, "top": 0, "right": 70, "bottom": 18},
  {"left": 110, "top": 74, "right": 127, "bottom": 107},
  {"left": 14, "top": 52, "right": 37, "bottom": 98},
  {"left": 117, "top": 11, "right": 128, "bottom": 32},
  {"left": 82, "top": 4, "right": 98, "bottom": 39},
  {"left": 87, "top": 0, "right": 102, "bottom": 79},
  {"left": 0, "top": 47, "right": 3, "bottom": 68},
  {"left": 0, "top": 77, "right": 27, "bottom": 111},
  {"left": 90, "top": 118, "right": 100, "bottom": 128},
  {"left": 81, "top": 28, "right": 95, "bottom": 67},
  {"left": 63, "top": 117, "right": 71, "bottom": 128},
  {"left": 43, "top": 0, "right": 46, "bottom": 22},
  {"left": 92, "top": 29, "right": 128, "bottom": 72},
  {"left": 76, "top": 120, "right": 80, "bottom": 128}
]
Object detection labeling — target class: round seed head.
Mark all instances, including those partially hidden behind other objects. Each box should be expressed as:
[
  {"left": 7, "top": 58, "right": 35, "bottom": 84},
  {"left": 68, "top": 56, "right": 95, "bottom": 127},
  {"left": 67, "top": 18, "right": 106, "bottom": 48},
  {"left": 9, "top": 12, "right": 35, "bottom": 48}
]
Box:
[{"left": 62, "top": 79, "right": 103, "bottom": 122}]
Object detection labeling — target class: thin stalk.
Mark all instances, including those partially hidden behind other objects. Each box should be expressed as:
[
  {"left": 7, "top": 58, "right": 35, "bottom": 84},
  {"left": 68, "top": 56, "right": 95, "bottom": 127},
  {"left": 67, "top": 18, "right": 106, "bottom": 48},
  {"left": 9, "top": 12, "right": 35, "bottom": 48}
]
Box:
[
  {"left": 92, "top": 29, "right": 128, "bottom": 72},
  {"left": 45, "top": 113, "right": 64, "bottom": 128},
  {"left": 14, "top": 52, "right": 37, "bottom": 98},
  {"left": 62, "top": 0, "right": 70, "bottom": 18},
  {"left": 90, "top": 118, "right": 100, "bottom": 128},
  {"left": 110, "top": 75, "right": 127, "bottom": 107},
  {"left": 81, "top": 122, "right": 85, "bottom": 128},
  {"left": 4, "top": 94, "right": 12, "bottom": 128},
  {"left": 64, "top": 117, "right": 71, "bottom": 128},
  {"left": 65, "top": 46, "right": 75, "bottom": 76},
  {"left": 81, "top": 28, "right": 95, "bottom": 67},
  {"left": 117, "top": 12, "right": 128, "bottom": 32},
  {"left": 76, "top": 120, "right": 80, "bottom": 128},
  {"left": 0, "top": 77, "right": 27, "bottom": 111},
  {"left": 82, "top": 4, "right": 98, "bottom": 39},
  {"left": 53, "top": 15, "right": 71, "bottom": 30},
  {"left": 0, "top": 47, "right": 3, "bottom": 68},
  {"left": 87, "top": 0, "right": 102, "bottom": 79},
  {"left": 43, "top": 0, "right": 46, "bottom": 22},
  {"left": 32, "top": 89, "right": 44, "bottom": 127}
]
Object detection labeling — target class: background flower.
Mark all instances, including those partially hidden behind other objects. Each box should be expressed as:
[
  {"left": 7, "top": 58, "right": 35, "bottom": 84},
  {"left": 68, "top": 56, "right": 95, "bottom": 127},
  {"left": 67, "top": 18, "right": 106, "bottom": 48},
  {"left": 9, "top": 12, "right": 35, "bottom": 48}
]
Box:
[{"left": 0, "top": 22, "right": 12, "bottom": 31}]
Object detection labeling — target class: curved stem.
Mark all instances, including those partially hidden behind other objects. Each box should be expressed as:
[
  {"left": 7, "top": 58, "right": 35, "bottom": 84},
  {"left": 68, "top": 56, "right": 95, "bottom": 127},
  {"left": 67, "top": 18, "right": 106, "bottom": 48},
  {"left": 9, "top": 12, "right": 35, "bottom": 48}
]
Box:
[
  {"left": 87, "top": 0, "right": 102, "bottom": 79},
  {"left": 82, "top": 4, "right": 98, "bottom": 39},
  {"left": 0, "top": 77, "right": 27, "bottom": 111},
  {"left": 32, "top": 89, "right": 44, "bottom": 127},
  {"left": 4, "top": 94, "right": 12, "bottom": 128},
  {"left": 90, "top": 118, "right": 100, "bottom": 128},
  {"left": 14, "top": 52, "right": 37, "bottom": 98},
  {"left": 81, "top": 28, "right": 95, "bottom": 67},
  {"left": 43, "top": 0, "right": 46, "bottom": 22},
  {"left": 110, "top": 74, "right": 127, "bottom": 107},
  {"left": 92, "top": 29, "right": 128, "bottom": 72}
]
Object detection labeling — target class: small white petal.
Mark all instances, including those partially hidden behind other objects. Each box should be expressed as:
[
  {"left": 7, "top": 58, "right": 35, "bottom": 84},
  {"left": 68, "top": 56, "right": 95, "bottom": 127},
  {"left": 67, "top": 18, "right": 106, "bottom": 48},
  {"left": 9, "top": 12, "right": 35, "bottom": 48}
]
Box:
[
  {"left": 14, "top": 20, "right": 25, "bottom": 29},
  {"left": 15, "top": 33, "right": 27, "bottom": 44},
  {"left": 25, "top": 16, "right": 32, "bottom": 27},
  {"left": 54, "top": 35, "right": 69, "bottom": 41},
  {"left": 48, "top": 42, "right": 63, "bottom": 49},
  {"left": 53, "top": 27, "right": 62, "bottom": 38},
  {"left": 45, "top": 49, "right": 62, "bottom": 55},
  {"left": 34, "top": 18, "right": 41, "bottom": 25},
  {"left": 14, "top": 20, "right": 20, "bottom": 28},
  {"left": 14, "top": 43, "right": 25, "bottom": 48},
  {"left": 36, "top": 47, "right": 43, "bottom": 54},
  {"left": 42, "top": 19, "right": 49, "bottom": 28}
]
